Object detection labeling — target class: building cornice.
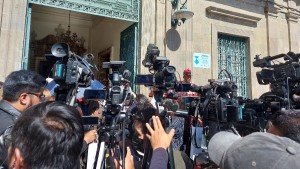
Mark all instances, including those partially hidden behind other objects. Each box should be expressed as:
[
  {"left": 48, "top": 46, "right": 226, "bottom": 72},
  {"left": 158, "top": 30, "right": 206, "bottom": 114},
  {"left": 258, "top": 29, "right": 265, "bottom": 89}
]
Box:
[
  {"left": 206, "top": 6, "right": 261, "bottom": 23},
  {"left": 286, "top": 9, "right": 300, "bottom": 22}
]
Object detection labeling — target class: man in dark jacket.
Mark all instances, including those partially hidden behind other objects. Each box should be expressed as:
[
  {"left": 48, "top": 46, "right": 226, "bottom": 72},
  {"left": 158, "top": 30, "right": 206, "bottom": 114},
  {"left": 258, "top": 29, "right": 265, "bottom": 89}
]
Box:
[
  {"left": 8, "top": 101, "right": 84, "bottom": 169},
  {"left": 0, "top": 70, "right": 46, "bottom": 169}
]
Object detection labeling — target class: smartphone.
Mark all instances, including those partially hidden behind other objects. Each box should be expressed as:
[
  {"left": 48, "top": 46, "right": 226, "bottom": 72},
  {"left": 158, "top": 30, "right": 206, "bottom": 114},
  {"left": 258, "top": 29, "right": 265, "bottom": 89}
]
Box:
[
  {"left": 135, "top": 74, "right": 153, "bottom": 86},
  {"left": 84, "top": 89, "right": 107, "bottom": 100},
  {"left": 81, "top": 116, "right": 99, "bottom": 125}
]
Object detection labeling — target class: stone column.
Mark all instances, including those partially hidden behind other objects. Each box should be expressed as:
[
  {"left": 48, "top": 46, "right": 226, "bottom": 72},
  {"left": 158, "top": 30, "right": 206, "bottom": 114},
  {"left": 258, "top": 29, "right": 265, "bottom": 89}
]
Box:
[
  {"left": 286, "top": 2, "right": 300, "bottom": 52},
  {"left": 0, "top": 0, "right": 27, "bottom": 81}
]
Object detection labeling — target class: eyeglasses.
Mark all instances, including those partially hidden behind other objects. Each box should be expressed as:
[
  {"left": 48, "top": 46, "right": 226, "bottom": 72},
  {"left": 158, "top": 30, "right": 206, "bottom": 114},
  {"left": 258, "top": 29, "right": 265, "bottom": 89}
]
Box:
[{"left": 27, "top": 92, "right": 45, "bottom": 100}]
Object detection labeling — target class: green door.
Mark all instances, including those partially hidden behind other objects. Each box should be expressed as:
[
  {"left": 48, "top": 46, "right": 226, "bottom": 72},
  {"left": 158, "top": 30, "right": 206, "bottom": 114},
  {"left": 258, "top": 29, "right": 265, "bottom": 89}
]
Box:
[
  {"left": 120, "top": 23, "right": 139, "bottom": 92},
  {"left": 218, "top": 34, "right": 248, "bottom": 97}
]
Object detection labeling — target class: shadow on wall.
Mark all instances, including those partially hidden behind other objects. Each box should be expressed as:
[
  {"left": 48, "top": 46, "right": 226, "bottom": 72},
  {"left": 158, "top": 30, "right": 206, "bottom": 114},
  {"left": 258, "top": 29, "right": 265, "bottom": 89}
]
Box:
[{"left": 165, "top": 29, "right": 181, "bottom": 51}]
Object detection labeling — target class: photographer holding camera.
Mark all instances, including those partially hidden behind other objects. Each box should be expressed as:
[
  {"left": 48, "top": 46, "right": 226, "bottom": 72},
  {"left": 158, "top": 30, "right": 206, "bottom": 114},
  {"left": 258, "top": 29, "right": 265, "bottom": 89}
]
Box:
[{"left": 0, "top": 70, "right": 46, "bottom": 169}]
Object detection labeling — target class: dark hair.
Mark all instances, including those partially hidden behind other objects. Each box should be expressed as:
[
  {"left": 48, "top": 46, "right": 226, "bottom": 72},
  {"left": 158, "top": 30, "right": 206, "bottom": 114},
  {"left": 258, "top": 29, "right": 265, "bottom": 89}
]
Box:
[
  {"left": 135, "top": 94, "right": 149, "bottom": 108},
  {"left": 270, "top": 109, "right": 300, "bottom": 143},
  {"left": 9, "top": 101, "right": 84, "bottom": 169},
  {"left": 135, "top": 102, "right": 156, "bottom": 123},
  {"left": 129, "top": 94, "right": 150, "bottom": 115},
  {"left": 3, "top": 70, "right": 46, "bottom": 102},
  {"left": 134, "top": 102, "right": 157, "bottom": 134}
]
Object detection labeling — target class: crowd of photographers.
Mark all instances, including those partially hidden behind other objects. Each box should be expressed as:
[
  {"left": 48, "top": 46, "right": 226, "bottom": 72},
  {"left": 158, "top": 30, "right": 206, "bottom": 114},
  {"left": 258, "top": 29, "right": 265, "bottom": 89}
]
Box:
[
  {"left": 0, "top": 68, "right": 300, "bottom": 169},
  {"left": 0, "top": 70, "right": 176, "bottom": 169}
]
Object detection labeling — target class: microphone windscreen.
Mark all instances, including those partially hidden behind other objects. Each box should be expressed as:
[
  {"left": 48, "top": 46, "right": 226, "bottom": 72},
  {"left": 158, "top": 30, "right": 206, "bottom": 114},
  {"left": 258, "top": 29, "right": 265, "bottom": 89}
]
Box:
[{"left": 123, "top": 69, "right": 131, "bottom": 79}]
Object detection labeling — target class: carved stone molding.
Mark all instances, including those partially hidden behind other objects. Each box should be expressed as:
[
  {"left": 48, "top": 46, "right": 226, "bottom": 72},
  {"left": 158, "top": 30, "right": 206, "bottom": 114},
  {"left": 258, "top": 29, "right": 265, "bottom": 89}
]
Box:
[
  {"left": 206, "top": 6, "right": 262, "bottom": 23},
  {"left": 29, "top": 0, "right": 139, "bottom": 22},
  {"left": 264, "top": 2, "right": 282, "bottom": 18},
  {"left": 286, "top": 11, "right": 300, "bottom": 22}
]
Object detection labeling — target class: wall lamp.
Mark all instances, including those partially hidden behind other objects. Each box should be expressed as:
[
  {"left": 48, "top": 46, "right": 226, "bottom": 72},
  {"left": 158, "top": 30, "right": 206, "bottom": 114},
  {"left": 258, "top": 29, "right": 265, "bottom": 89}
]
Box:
[{"left": 171, "top": 0, "right": 194, "bottom": 28}]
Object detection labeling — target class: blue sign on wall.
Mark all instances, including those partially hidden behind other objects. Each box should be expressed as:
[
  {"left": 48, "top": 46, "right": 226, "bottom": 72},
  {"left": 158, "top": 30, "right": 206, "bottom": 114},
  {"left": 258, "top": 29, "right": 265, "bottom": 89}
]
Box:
[{"left": 193, "top": 53, "right": 211, "bottom": 68}]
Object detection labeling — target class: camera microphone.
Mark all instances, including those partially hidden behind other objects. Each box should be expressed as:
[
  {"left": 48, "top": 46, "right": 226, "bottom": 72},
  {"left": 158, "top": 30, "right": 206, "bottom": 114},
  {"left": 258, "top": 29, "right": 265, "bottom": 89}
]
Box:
[
  {"left": 83, "top": 53, "right": 94, "bottom": 63},
  {"left": 120, "top": 69, "right": 131, "bottom": 84},
  {"left": 122, "top": 69, "right": 131, "bottom": 79}
]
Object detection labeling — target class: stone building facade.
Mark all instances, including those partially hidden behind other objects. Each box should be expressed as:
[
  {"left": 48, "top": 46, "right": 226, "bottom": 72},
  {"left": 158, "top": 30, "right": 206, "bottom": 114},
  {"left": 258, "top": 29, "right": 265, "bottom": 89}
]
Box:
[
  {"left": 139, "top": 0, "right": 300, "bottom": 98},
  {"left": 0, "top": 0, "right": 299, "bottom": 98}
]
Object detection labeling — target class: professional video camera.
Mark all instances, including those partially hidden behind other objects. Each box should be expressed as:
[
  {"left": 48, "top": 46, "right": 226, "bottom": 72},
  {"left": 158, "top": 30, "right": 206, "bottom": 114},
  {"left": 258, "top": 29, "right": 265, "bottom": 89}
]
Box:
[
  {"left": 236, "top": 93, "right": 287, "bottom": 134},
  {"left": 226, "top": 52, "right": 300, "bottom": 134},
  {"left": 139, "top": 46, "right": 193, "bottom": 108},
  {"left": 101, "top": 61, "right": 133, "bottom": 119},
  {"left": 190, "top": 76, "right": 240, "bottom": 139},
  {"left": 85, "top": 61, "right": 134, "bottom": 169},
  {"left": 253, "top": 52, "right": 300, "bottom": 106},
  {"left": 220, "top": 51, "right": 300, "bottom": 135},
  {"left": 48, "top": 42, "right": 95, "bottom": 106},
  {"left": 193, "top": 52, "right": 300, "bottom": 168},
  {"left": 138, "top": 44, "right": 179, "bottom": 102},
  {"left": 174, "top": 74, "right": 242, "bottom": 169}
]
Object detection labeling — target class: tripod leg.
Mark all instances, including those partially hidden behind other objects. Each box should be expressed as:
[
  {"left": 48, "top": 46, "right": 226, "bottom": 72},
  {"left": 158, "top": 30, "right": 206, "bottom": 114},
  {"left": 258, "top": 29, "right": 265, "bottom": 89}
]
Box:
[
  {"left": 95, "top": 142, "right": 106, "bottom": 169},
  {"left": 86, "top": 143, "right": 98, "bottom": 169},
  {"left": 168, "top": 144, "right": 175, "bottom": 169}
]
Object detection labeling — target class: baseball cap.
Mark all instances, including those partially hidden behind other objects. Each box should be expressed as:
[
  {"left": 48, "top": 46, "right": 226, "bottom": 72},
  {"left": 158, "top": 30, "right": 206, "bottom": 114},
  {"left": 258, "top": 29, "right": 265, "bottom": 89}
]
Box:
[
  {"left": 183, "top": 68, "right": 192, "bottom": 75},
  {"left": 208, "top": 132, "right": 300, "bottom": 169}
]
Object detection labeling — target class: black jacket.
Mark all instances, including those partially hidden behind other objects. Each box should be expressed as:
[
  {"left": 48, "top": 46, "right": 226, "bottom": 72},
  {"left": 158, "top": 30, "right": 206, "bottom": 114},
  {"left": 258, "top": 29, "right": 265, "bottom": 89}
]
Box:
[{"left": 0, "top": 101, "right": 21, "bottom": 169}]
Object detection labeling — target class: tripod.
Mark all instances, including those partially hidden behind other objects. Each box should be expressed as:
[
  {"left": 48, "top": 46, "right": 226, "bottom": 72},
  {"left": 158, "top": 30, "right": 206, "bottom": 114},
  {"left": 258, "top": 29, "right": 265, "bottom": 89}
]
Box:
[{"left": 86, "top": 110, "right": 129, "bottom": 169}]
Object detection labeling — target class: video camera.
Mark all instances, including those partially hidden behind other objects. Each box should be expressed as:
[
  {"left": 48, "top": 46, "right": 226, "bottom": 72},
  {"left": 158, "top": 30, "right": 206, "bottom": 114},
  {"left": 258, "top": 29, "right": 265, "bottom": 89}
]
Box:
[
  {"left": 141, "top": 44, "right": 177, "bottom": 90},
  {"left": 237, "top": 97, "right": 276, "bottom": 134},
  {"left": 137, "top": 44, "right": 194, "bottom": 104},
  {"left": 100, "top": 61, "right": 134, "bottom": 123},
  {"left": 250, "top": 52, "right": 300, "bottom": 109},
  {"left": 253, "top": 52, "right": 300, "bottom": 85},
  {"left": 51, "top": 43, "right": 93, "bottom": 87},
  {"left": 232, "top": 52, "right": 300, "bottom": 133},
  {"left": 190, "top": 78, "right": 240, "bottom": 138},
  {"left": 89, "top": 61, "right": 133, "bottom": 168},
  {"left": 48, "top": 43, "right": 96, "bottom": 105}
]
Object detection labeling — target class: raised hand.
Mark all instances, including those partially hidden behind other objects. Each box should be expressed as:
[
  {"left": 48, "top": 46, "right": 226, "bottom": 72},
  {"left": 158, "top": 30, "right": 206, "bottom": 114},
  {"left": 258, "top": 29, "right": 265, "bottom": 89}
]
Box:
[{"left": 145, "top": 116, "right": 175, "bottom": 150}]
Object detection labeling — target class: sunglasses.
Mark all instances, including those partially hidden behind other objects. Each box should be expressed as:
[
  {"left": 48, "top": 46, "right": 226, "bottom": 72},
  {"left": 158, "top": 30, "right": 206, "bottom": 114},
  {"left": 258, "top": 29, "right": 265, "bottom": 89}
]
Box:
[{"left": 27, "top": 92, "right": 45, "bottom": 100}]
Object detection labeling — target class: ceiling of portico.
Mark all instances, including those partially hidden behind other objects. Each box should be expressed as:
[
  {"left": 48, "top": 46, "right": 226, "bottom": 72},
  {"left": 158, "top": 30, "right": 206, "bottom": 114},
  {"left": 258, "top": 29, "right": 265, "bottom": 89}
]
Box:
[{"left": 32, "top": 5, "right": 105, "bottom": 28}]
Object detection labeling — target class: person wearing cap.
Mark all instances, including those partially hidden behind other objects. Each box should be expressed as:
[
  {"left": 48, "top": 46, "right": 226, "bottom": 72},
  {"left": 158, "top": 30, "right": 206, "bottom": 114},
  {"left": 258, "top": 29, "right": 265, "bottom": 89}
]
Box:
[
  {"left": 208, "top": 131, "right": 300, "bottom": 169},
  {"left": 178, "top": 68, "right": 198, "bottom": 96},
  {"left": 183, "top": 68, "right": 192, "bottom": 83}
]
